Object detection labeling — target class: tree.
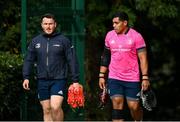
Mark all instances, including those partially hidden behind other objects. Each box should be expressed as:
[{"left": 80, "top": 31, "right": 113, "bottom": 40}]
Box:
[
  {"left": 0, "top": 0, "right": 21, "bottom": 53},
  {"left": 0, "top": 0, "right": 179, "bottom": 120}
]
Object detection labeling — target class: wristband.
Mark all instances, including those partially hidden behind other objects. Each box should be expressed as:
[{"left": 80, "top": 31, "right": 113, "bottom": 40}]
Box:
[
  {"left": 142, "top": 78, "right": 149, "bottom": 80},
  {"left": 142, "top": 75, "right": 149, "bottom": 79},
  {"left": 99, "top": 76, "right": 105, "bottom": 78},
  {"left": 142, "top": 74, "right": 148, "bottom": 76},
  {"left": 100, "top": 72, "right": 106, "bottom": 74}
]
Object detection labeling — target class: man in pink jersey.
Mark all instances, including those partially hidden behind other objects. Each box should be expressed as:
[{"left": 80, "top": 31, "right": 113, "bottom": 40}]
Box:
[{"left": 99, "top": 11, "right": 150, "bottom": 121}]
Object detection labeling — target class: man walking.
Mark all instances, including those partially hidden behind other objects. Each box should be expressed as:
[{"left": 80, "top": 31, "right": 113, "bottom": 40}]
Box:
[
  {"left": 99, "top": 11, "right": 150, "bottom": 121},
  {"left": 23, "top": 13, "right": 80, "bottom": 121}
]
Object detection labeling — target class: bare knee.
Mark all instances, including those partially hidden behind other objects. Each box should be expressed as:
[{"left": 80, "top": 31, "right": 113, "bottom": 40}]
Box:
[
  {"left": 112, "top": 97, "right": 124, "bottom": 109},
  {"left": 51, "top": 105, "right": 64, "bottom": 121},
  {"left": 51, "top": 106, "right": 61, "bottom": 113},
  {"left": 128, "top": 100, "right": 141, "bottom": 111},
  {"left": 43, "top": 107, "right": 51, "bottom": 115},
  {"left": 40, "top": 100, "right": 51, "bottom": 114},
  {"left": 127, "top": 100, "right": 143, "bottom": 121},
  {"left": 50, "top": 95, "right": 63, "bottom": 113}
]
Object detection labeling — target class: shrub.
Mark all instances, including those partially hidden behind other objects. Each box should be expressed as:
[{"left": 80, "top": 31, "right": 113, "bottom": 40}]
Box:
[{"left": 0, "top": 52, "right": 23, "bottom": 120}]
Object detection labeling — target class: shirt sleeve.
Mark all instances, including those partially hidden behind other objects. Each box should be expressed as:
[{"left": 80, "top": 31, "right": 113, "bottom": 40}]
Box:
[
  {"left": 63, "top": 37, "right": 79, "bottom": 82},
  {"left": 105, "top": 32, "right": 111, "bottom": 48},
  {"left": 135, "top": 32, "right": 146, "bottom": 50},
  {"left": 22, "top": 40, "right": 36, "bottom": 80}
]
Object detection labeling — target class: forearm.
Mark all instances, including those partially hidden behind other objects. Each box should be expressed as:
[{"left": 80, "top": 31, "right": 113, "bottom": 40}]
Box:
[
  {"left": 23, "top": 57, "right": 34, "bottom": 80},
  {"left": 140, "top": 54, "right": 148, "bottom": 74},
  {"left": 99, "top": 66, "right": 108, "bottom": 77},
  {"left": 68, "top": 60, "right": 79, "bottom": 82},
  {"left": 138, "top": 48, "right": 149, "bottom": 79},
  {"left": 140, "top": 59, "right": 149, "bottom": 79}
]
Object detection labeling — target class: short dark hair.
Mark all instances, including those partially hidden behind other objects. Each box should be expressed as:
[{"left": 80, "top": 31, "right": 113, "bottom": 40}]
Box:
[
  {"left": 113, "top": 11, "right": 129, "bottom": 21},
  {"left": 41, "top": 13, "right": 56, "bottom": 22}
]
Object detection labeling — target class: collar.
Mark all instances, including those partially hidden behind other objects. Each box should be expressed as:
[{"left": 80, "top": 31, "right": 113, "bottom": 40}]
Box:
[
  {"left": 124, "top": 27, "right": 130, "bottom": 35},
  {"left": 42, "top": 31, "right": 60, "bottom": 37}
]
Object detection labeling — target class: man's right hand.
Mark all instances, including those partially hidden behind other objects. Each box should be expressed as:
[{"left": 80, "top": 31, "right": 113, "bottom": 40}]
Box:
[
  {"left": 99, "top": 78, "right": 106, "bottom": 89},
  {"left": 23, "top": 79, "right": 30, "bottom": 90}
]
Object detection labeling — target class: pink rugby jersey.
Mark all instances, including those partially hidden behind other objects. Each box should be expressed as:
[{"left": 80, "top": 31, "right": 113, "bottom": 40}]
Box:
[{"left": 105, "top": 28, "right": 146, "bottom": 82}]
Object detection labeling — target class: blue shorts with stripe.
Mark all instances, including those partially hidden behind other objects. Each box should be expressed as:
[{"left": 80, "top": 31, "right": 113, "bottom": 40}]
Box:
[
  {"left": 107, "top": 78, "right": 141, "bottom": 101},
  {"left": 37, "top": 79, "right": 67, "bottom": 101}
]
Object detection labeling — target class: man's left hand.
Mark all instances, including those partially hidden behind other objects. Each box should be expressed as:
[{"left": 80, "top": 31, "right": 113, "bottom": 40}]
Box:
[{"left": 141, "top": 80, "right": 150, "bottom": 91}]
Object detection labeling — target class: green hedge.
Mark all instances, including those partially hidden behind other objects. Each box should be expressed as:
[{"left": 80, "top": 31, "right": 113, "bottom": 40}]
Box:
[{"left": 0, "top": 52, "right": 23, "bottom": 120}]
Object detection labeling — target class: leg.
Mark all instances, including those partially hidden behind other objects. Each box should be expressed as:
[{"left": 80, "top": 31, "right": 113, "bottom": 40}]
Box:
[
  {"left": 38, "top": 80, "right": 53, "bottom": 122},
  {"left": 112, "top": 96, "right": 124, "bottom": 109},
  {"left": 111, "top": 97, "right": 124, "bottom": 122},
  {"left": 40, "top": 100, "right": 53, "bottom": 122},
  {"left": 49, "top": 79, "right": 66, "bottom": 121},
  {"left": 125, "top": 81, "right": 143, "bottom": 121},
  {"left": 127, "top": 100, "right": 143, "bottom": 121},
  {"left": 50, "top": 95, "right": 64, "bottom": 121},
  {"left": 108, "top": 79, "right": 125, "bottom": 122}
]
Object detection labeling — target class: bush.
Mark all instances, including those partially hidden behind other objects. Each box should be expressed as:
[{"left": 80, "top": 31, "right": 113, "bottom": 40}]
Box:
[{"left": 0, "top": 52, "right": 23, "bottom": 120}]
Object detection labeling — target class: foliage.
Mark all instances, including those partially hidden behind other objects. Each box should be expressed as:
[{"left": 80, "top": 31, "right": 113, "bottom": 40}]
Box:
[
  {"left": 0, "top": 52, "right": 23, "bottom": 120},
  {"left": 0, "top": 0, "right": 179, "bottom": 121},
  {"left": 0, "top": 0, "right": 21, "bottom": 53}
]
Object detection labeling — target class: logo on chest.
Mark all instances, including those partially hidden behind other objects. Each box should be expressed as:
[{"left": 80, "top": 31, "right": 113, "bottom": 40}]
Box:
[
  {"left": 110, "top": 39, "right": 133, "bottom": 52},
  {"left": 35, "top": 43, "right": 41, "bottom": 48},
  {"left": 53, "top": 44, "right": 61, "bottom": 47}
]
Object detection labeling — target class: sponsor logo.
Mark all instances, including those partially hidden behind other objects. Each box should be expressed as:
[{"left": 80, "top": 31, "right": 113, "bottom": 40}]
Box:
[
  {"left": 128, "top": 39, "right": 133, "bottom": 44},
  {"left": 136, "top": 92, "right": 140, "bottom": 97},
  {"left": 111, "top": 48, "right": 131, "bottom": 52},
  {"left": 53, "top": 44, "right": 60, "bottom": 47},
  {"left": 58, "top": 90, "right": 63, "bottom": 95},
  {"left": 110, "top": 40, "right": 115, "bottom": 44},
  {"left": 35, "top": 43, "right": 40, "bottom": 48},
  {"left": 38, "top": 94, "right": 40, "bottom": 99}
]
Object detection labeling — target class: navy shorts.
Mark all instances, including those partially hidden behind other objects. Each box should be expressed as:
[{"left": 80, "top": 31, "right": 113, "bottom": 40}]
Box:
[
  {"left": 37, "top": 79, "right": 67, "bottom": 101},
  {"left": 107, "top": 78, "right": 141, "bottom": 101}
]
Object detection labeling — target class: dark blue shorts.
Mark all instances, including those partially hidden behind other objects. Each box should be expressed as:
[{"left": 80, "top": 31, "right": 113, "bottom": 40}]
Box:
[
  {"left": 107, "top": 78, "right": 141, "bottom": 101},
  {"left": 37, "top": 79, "right": 67, "bottom": 101}
]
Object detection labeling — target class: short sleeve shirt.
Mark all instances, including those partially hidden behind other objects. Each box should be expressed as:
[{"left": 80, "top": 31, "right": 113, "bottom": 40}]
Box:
[{"left": 105, "top": 28, "right": 146, "bottom": 82}]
